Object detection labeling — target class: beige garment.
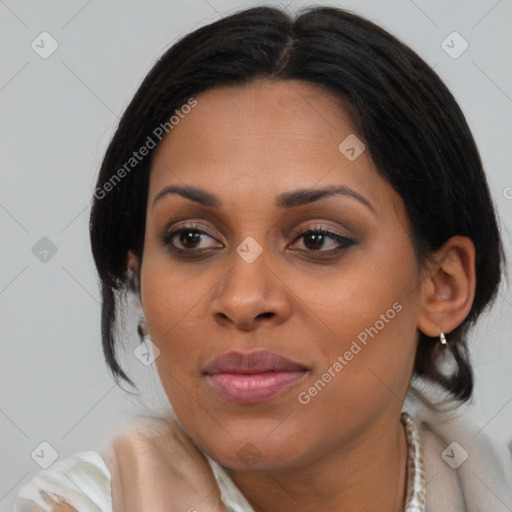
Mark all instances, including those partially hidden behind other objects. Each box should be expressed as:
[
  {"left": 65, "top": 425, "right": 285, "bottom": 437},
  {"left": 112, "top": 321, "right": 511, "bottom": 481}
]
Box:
[
  {"left": 411, "top": 402, "right": 512, "bottom": 511},
  {"left": 103, "top": 415, "right": 227, "bottom": 512},
  {"left": 12, "top": 398, "right": 512, "bottom": 511},
  {"left": 98, "top": 403, "right": 512, "bottom": 512}
]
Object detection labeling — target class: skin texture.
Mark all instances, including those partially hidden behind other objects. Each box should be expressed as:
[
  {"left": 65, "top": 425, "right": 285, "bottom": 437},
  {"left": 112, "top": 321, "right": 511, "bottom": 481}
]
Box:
[{"left": 127, "top": 78, "right": 475, "bottom": 512}]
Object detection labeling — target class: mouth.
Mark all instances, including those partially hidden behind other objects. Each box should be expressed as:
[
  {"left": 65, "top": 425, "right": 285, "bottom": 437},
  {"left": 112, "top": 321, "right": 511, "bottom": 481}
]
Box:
[{"left": 203, "top": 350, "right": 309, "bottom": 405}]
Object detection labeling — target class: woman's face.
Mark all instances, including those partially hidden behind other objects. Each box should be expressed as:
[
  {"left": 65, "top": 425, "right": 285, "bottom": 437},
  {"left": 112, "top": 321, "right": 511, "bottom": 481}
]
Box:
[{"left": 138, "top": 78, "right": 425, "bottom": 470}]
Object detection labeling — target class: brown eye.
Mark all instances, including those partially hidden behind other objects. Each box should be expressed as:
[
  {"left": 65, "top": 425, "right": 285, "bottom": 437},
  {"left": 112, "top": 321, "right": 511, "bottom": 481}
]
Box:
[
  {"left": 290, "top": 228, "right": 354, "bottom": 254},
  {"left": 177, "top": 229, "right": 203, "bottom": 249},
  {"left": 302, "top": 231, "right": 328, "bottom": 251},
  {"left": 162, "top": 224, "right": 223, "bottom": 254}
]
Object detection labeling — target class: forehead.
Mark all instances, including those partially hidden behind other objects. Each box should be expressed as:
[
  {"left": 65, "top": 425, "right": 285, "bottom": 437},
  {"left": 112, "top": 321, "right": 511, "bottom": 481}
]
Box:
[
  {"left": 148, "top": 79, "right": 403, "bottom": 218},
  {"left": 152, "top": 78, "right": 355, "bottom": 164}
]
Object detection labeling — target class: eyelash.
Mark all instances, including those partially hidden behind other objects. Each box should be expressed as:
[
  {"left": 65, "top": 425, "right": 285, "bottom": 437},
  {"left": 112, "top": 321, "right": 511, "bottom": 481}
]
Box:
[{"left": 162, "top": 222, "right": 355, "bottom": 259}]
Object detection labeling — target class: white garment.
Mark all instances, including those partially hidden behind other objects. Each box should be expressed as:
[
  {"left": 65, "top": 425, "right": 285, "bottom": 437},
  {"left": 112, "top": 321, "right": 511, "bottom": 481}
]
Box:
[
  {"left": 11, "top": 449, "right": 253, "bottom": 512},
  {"left": 11, "top": 451, "right": 111, "bottom": 512},
  {"left": 11, "top": 401, "right": 512, "bottom": 512}
]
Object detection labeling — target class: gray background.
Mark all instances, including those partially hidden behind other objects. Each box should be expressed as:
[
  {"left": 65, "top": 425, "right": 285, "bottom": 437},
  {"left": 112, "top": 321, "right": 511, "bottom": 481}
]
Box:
[{"left": 1, "top": 0, "right": 511, "bottom": 508}]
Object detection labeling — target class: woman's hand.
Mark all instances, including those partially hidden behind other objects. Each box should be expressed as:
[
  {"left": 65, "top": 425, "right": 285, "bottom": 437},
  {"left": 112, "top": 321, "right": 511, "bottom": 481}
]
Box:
[{"left": 39, "top": 491, "right": 78, "bottom": 512}]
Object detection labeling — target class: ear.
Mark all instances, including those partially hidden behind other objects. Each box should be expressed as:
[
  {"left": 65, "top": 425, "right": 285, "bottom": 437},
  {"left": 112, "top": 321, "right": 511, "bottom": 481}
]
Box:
[
  {"left": 127, "top": 251, "right": 149, "bottom": 339},
  {"left": 126, "top": 250, "right": 142, "bottom": 303},
  {"left": 417, "top": 236, "right": 476, "bottom": 337}
]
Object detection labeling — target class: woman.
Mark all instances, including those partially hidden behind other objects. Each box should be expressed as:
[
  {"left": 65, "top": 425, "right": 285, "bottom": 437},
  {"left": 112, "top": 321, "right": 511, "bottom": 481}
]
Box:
[{"left": 12, "top": 4, "right": 512, "bottom": 512}]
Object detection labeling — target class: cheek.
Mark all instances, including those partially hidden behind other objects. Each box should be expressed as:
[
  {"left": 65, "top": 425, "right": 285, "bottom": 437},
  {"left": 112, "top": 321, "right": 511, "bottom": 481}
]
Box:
[
  {"left": 290, "top": 294, "right": 419, "bottom": 451},
  {"left": 141, "top": 236, "right": 205, "bottom": 328},
  {"left": 293, "top": 245, "right": 420, "bottom": 406},
  {"left": 291, "top": 246, "right": 417, "bottom": 348},
  {"left": 140, "top": 257, "right": 209, "bottom": 375},
  {"left": 143, "top": 273, "right": 205, "bottom": 412}
]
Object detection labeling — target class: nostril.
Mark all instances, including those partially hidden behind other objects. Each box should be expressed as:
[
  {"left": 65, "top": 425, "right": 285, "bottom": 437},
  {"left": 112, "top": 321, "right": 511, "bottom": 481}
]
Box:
[{"left": 257, "top": 312, "right": 274, "bottom": 319}]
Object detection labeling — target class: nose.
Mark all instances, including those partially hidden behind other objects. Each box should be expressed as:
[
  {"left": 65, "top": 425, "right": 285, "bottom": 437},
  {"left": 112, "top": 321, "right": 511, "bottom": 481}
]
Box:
[{"left": 209, "top": 247, "right": 292, "bottom": 331}]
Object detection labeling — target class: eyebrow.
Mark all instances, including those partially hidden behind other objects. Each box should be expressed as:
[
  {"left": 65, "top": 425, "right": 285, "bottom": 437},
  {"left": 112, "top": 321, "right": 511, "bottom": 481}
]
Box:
[{"left": 152, "top": 184, "right": 375, "bottom": 213}]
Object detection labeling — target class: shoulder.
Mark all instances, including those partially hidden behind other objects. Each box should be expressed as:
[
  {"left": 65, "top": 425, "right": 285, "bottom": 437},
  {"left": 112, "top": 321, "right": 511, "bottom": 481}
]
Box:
[{"left": 12, "top": 450, "right": 111, "bottom": 512}]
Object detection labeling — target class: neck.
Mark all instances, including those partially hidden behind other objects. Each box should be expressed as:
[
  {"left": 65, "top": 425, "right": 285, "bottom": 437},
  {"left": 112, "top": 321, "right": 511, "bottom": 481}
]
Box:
[{"left": 229, "top": 411, "right": 408, "bottom": 512}]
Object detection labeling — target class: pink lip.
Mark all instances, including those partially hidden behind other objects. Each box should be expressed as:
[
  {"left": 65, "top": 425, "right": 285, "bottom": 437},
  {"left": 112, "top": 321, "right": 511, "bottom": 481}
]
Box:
[{"left": 203, "top": 350, "right": 309, "bottom": 404}]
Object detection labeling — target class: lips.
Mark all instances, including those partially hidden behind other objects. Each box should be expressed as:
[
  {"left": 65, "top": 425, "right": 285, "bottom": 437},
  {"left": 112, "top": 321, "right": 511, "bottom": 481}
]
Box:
[
  {"left": 203, "top": 350, "right": 309, "bottom": 404},
  {"left": 203, "top": 350, "right": 307, "bottom": 375}
]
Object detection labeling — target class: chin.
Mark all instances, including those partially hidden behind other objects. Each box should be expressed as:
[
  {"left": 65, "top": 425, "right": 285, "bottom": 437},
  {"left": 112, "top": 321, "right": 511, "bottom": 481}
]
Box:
[{"left": 197, "top": 431, "right": 309, "bottom": 473}]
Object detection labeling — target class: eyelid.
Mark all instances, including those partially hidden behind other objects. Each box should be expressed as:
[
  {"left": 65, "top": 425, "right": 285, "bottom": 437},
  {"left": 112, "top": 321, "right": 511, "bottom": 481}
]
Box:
[
  {"left": 289, "top": 221, "right": 352, "bottom": 240},
  {"left": 164, "top": 218, "right": 354, "bottom": 241},
  {"left": 284, "top": 215, "right": 362, "bottom": 245},
  {"left": 164, "top": 219, "right": 224, "bottom": 240}
]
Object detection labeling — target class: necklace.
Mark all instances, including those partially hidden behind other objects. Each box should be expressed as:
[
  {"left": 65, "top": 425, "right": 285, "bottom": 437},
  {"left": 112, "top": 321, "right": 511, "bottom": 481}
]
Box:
[{"left": 401, "top": 412, "right": 427, "bottom": 511}]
